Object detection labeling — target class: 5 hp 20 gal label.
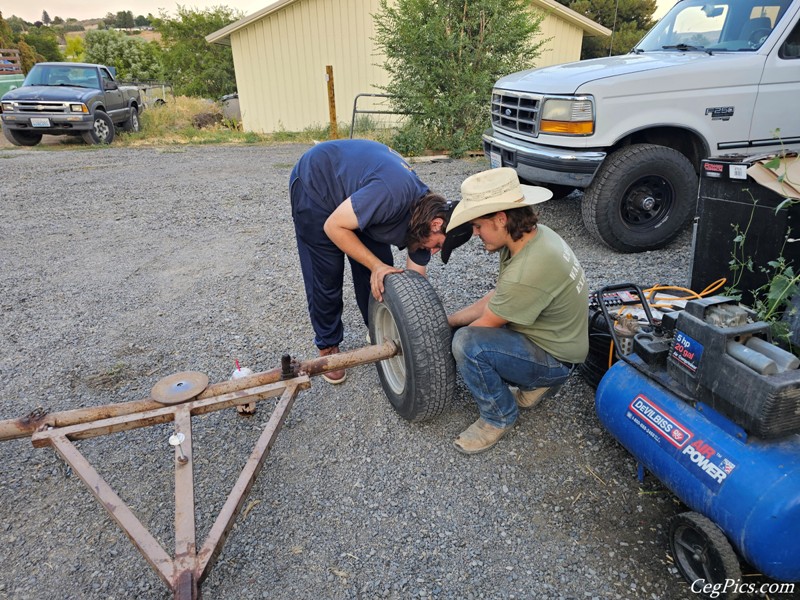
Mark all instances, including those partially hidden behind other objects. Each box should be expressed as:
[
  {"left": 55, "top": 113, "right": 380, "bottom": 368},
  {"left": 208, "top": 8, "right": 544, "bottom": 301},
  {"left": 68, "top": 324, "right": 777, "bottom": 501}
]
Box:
[{"left": 670, "top": 330, "right": 704, "bottom": 374}]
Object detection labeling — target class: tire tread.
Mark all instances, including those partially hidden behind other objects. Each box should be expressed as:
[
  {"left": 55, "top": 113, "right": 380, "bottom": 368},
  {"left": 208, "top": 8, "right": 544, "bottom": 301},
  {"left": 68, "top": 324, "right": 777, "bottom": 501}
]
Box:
[
  {"left": 370, "top": 272, "right": 455, "bottom": 422},
  {"left": 582, "top": 143, "right": 696, "bottom": 252}
]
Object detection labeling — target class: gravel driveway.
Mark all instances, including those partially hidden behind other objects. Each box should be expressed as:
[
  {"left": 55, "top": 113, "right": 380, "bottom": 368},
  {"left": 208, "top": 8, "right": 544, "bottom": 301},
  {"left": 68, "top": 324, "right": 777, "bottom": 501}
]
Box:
[{"left": 0, "top": 142, "right": 702, "bottom": 599}]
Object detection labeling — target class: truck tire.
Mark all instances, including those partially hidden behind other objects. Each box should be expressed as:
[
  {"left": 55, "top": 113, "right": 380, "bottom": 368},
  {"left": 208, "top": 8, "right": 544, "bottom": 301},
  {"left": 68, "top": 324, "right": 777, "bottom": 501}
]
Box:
[
  {"left": 368, "top": 271, "right": 455, "bottom": 422},
  {"left": 581, "top": 144, "right": 696, "bottom": 253},
  {"left": 121, "top": 107, "right": 140, "bottom": 133},
  {"left": 3, "top": 126, "right": 42, "bottom": 147},
  {"left": 81, "top": 111, "right": 115, "bottom": 145}
]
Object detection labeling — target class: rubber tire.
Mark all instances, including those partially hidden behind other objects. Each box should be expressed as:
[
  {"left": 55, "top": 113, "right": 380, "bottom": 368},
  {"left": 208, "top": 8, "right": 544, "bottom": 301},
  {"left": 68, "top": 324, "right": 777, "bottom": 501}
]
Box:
[
  {"left": 368, "top": 271, "right": 456, "bottom": 422},
  {"left": 121, "top": 107, "right": 140, "bottom": 133},
  {"left": 3, "top": 126, "right": 42, "bottom": 146},
  {"left": 81, "top": 110, "right": 115, "bottom": 145},
  {"left": 581, "top": 143, "right": 696, "bottom": 253},
  {"left": 669, "top": 511, "right": 742, "bottom": 598}
]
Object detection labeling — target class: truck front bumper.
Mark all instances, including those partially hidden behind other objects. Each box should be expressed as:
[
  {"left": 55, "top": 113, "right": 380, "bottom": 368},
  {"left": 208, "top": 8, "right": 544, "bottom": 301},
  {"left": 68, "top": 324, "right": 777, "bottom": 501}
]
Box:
[
  {"left": 1, "top": 113, "right": 94, "bottom": 134},
  {"left": 482, "top": 129, "right": 606, "bottom": 188}
]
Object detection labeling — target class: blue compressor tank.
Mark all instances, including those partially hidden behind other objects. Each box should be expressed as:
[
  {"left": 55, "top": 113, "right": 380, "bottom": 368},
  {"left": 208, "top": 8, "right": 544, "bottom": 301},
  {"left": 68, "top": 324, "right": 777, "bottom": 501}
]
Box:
[{"left": 596, "top": 360, "right": 800, "bottom": 581}]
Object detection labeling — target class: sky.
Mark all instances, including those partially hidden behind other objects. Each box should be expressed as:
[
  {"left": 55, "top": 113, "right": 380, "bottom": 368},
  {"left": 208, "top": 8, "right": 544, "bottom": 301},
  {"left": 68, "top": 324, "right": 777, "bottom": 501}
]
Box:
[
  {"left": 3, "top": 1, "right": 269, "bottom": 24},
  {"left": 4, "top": 0, "right": 677, "bottom": 28}
]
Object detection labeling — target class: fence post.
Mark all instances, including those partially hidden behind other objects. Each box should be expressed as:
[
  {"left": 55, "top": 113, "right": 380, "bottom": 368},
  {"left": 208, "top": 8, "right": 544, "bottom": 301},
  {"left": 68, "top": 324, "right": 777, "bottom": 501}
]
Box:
[{"left": 326, "top": 65, "right": 338, "bottom": 139}]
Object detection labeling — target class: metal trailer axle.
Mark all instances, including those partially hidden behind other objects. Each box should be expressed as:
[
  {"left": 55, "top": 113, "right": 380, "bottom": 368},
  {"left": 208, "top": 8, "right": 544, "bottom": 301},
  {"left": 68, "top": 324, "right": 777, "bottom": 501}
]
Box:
[{"left": 0, "top": 341, "right": 399, "bottom": 599}]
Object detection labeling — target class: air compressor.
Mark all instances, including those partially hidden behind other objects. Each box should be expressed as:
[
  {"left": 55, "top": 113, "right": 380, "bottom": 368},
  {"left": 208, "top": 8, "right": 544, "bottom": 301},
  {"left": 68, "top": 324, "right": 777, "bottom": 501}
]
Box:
[{"left": 592, "top": 284, "right": 800, "bottom": 597}]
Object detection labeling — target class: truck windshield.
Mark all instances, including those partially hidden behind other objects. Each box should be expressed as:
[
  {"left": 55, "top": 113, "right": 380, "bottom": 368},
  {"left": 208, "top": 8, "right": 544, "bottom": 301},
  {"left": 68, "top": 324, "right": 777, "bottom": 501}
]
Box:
[
  {"left": 635, "top": 0, "right": 792, "bottom": 52},
  {"left": 23, "top": 64, "right": 100, "bottom": 88}
]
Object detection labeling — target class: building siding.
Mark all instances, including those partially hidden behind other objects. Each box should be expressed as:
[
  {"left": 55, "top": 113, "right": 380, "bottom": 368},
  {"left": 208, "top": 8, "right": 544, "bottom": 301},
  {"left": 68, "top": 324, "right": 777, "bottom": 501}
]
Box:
[
  {"left": 232, "top": 0, "right": 391, "bottom": 133},
  {"left": 538, "top": 13, "right": 588, "bottom": 65},
  {"left": 228, "top": 0, "right": 603, "bottom": 133}
]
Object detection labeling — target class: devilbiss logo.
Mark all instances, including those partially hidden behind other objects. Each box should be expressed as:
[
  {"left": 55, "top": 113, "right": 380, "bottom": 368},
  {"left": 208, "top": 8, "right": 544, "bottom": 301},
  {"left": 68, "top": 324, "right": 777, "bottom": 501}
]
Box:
[{"left": 629, "top": 395, "right": 693, "bottom": 449}]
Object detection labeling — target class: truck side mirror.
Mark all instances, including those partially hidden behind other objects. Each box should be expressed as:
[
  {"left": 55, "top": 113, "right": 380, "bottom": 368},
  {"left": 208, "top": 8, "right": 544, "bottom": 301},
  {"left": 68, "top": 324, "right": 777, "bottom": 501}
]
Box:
[{"left": 104, "top": 80, "right": 119, "bottom": 91}]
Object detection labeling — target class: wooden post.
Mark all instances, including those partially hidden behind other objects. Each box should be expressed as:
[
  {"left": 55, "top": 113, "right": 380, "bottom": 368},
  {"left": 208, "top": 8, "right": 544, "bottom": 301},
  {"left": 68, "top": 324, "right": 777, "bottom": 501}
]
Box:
[{"left": 326, "top": 65, "right": 338, "bottom": 139}]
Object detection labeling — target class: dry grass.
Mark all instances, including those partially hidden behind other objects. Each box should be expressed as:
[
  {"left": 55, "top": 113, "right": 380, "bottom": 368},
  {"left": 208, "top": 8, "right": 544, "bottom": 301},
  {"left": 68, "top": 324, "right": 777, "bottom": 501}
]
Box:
[{"left": 117, "top": 95, "right": 370, "bottom": 147}]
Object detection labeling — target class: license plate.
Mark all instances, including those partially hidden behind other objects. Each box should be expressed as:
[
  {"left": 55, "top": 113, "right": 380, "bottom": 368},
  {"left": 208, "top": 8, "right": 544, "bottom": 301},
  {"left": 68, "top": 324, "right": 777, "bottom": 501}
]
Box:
[
  {"left": 490, "top": 150, "right": 502, "bottom": 168},
  {"left": 30, "top": 117, "right": 51, "bottom": 127}
]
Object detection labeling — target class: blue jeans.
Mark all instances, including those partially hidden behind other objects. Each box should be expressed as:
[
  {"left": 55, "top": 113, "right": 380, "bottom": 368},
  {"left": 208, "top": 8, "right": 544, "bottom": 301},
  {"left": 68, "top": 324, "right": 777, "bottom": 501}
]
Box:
[{"left": 452, "top": 327, "right": 572, "bottom": 428}]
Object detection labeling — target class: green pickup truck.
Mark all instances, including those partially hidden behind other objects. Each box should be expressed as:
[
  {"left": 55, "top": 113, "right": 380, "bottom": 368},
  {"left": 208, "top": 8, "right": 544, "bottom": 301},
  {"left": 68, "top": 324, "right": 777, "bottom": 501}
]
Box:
[
  {"left": 0, "top": 49, "right": 24, "bottom": 96},
  {"left": 1, "top": 61, "right": 143, "bottom": 146}
]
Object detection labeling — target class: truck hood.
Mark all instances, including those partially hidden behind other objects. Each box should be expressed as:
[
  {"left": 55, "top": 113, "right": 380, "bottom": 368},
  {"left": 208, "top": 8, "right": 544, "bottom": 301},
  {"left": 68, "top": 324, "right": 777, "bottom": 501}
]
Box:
[
  {"left": 495, "top": 53, "right": 742, "bottom": 95},
  {"left": 1, "top": 85, "right": 95, "bottom": 103}
]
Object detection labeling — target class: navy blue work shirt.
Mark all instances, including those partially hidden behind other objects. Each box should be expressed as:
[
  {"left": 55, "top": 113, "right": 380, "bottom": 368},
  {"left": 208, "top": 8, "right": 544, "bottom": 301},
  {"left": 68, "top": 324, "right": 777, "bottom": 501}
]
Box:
[{"left": 291, "top": 139, "right": 431, "bottom": 266}]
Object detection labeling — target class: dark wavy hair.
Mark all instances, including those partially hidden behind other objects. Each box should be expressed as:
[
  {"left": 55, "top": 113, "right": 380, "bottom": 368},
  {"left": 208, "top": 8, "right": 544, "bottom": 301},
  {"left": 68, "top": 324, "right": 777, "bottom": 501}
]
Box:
[
  {"left": 406, "top": 193, "right": 452, "bottom": 250},
  {"left": 482, "top": 206, "right": 539, "bottom": 241}
]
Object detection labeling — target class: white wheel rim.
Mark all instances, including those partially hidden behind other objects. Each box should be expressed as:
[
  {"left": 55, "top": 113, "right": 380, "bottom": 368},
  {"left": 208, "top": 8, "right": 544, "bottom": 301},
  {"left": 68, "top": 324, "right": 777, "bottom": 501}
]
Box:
[
  {"left": 95, "top": 119, "right": 109, "bottom": 140},
  {"left": 373, "top": 303, "right": 405, "bottom": 395}
]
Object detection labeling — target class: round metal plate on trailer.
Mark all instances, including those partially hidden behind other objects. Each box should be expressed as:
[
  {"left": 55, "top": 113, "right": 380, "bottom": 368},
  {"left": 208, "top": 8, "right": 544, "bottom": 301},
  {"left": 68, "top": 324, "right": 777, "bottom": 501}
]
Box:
[{"left": 151, "top": 371, "right": 209, "bottom": 405}]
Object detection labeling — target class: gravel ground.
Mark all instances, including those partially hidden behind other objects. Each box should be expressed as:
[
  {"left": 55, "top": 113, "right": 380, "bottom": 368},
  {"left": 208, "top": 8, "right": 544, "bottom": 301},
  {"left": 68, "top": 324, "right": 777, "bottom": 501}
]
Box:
[{"left": 0, "top": 141, "right": 724, "bottom": 600}]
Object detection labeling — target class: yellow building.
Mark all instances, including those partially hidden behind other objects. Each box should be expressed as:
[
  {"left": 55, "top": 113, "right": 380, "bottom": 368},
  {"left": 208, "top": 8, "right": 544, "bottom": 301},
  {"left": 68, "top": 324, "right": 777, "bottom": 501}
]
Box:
[{"left": 207, "top": 0, "right": 610, "bottom": 134}]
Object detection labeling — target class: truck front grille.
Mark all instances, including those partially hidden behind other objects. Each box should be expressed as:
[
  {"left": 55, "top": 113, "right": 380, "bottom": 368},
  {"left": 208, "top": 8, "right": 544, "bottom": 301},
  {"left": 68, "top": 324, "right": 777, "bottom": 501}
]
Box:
[
  {"left": 491, "top": 91, "right": 540, "bottom": 137},
  {"left": 13, "top": 101, "right": 68, "bottom": 114}
]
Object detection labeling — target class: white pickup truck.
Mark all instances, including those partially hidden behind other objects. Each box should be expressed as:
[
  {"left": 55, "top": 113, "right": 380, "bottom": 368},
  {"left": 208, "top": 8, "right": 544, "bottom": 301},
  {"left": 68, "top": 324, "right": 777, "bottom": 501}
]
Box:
[{"left": 483, "top": 0, "right": 800, "bottom": 252}]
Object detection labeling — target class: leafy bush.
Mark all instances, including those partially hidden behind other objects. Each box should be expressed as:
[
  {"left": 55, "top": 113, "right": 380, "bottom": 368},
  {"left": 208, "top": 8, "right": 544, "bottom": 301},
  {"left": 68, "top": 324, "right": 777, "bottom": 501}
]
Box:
[
  {"left": 83, "top": 29, "right": 163, "bottom": 80},
  {"left": 154, "top": 7, "right": 240, "bottom": 99},
  {"left": 373, "top": 0, "right": 545, "bottom": 156}
]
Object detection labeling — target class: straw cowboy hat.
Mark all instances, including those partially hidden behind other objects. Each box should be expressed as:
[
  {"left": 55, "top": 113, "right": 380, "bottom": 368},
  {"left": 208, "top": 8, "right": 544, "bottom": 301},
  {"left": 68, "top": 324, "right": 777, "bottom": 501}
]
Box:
[{"left": 446, "top": 167, "right": 553, "bottom": 232}]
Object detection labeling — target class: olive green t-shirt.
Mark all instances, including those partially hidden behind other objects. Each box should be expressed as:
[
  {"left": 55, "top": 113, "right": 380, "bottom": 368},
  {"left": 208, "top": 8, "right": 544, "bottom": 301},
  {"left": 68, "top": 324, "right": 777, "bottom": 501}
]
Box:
[{"left": 488, "top": 224, "right": 589, "bottom": 364}]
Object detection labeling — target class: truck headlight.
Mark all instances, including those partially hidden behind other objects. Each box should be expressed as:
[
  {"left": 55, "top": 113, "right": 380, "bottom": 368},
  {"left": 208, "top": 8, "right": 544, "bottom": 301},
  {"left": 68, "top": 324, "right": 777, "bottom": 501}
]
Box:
[
  {"left": 1, "top": 101, "right": 14, "bottom": 112},
  {"left": 540, "top": 98, "right": 594, "bottom": 135},
  {"left": 69, "top": 104, "right": 88, "bottom": 113}
]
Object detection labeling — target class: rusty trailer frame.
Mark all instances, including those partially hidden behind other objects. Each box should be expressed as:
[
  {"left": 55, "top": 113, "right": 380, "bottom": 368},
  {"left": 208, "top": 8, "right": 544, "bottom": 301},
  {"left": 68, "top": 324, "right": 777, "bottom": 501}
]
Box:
[{"left": 0, "top": 341, "right": 399, "bottom": 599}]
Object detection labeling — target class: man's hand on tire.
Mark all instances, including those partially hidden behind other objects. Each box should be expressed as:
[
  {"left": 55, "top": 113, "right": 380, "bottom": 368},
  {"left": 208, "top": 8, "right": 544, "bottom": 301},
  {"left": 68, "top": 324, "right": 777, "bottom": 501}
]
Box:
[{"left": 370, "top": 263, "right": 403, "bottom": 301}]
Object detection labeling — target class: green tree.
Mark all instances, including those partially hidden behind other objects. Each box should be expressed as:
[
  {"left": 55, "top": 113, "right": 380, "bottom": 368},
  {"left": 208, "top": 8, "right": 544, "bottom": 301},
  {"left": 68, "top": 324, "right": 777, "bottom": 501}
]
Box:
[
  {"left": 557, "top": 0, "right": 657, "bottom": 58},
  {"left": 6, "top": 16, "right": 29, "bottom": 36},
  {"left": 41, "top": 10, "right": 51, "bottom": 26},
  {"left": 154, "top": 6, "right": 241, "bottom": 98},
  {"left": 373, "top": 0, "right": 545, "bottom": 155},
  {"left": 17, "top": 40, "right": 41, "bottom": 72},
  {"left": 52, "top": 16, "right": 64, "bottom": 25},
  {"left": 64, "top": 35, "right": 85, "bottom": 61},
  {"left": 134, "top": 15, "right": 150, "bottom": 27},
  {"left": 116, "top": 10, "right": 135, "bottom": 29},
  {"left": 0, "top": 11, "right": 13, "bottom": 47},
  {"left": 101, "top": 12, "right": 116, "bottom": 29},
  {"left": 22, "top": 27, "right": 62, "bottom": 61},
  {"left": 83, "top": 28, "right": 164, "bottom": 80}
]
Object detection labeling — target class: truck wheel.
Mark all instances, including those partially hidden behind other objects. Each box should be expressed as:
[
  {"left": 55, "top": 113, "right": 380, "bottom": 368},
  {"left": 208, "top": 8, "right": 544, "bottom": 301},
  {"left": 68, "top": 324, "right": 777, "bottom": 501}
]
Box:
[
  {"left": 581, "top": 144, "right": 696, "bottom": 252},
  {"left": 121, "top": 107, "right": 140, "bottom": 133},
  {"left": 669, "top": 512, "right": 741, "bottom": 598},
  {"left": 368, "top": 271, "right": 455, "bottom": 422},
  {"left": 3, "top": 126, "right": 42, "bottom": 147},
  {"left": 81, "top": 111, "right": 115, "bottom": 145}
]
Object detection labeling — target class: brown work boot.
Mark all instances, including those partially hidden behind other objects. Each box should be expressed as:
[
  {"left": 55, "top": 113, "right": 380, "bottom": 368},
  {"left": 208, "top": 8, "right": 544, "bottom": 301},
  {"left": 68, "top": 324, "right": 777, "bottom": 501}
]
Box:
[
  {"left": 319, "top": 345, "right": 346, "bottom": 384},
  {"left": 513, "top": 385, "right": 560, "bottom": 410},
  {"left": 453, "top": 418, "right": 512, "bottom": 454}
]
